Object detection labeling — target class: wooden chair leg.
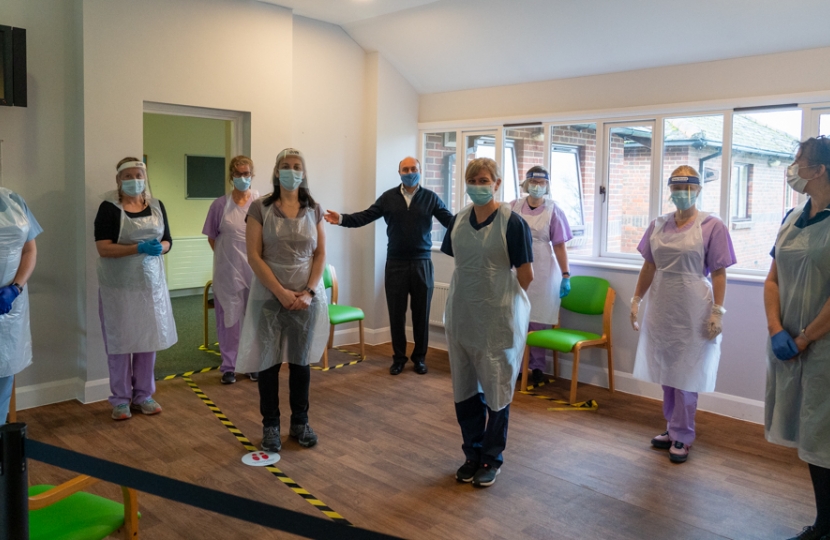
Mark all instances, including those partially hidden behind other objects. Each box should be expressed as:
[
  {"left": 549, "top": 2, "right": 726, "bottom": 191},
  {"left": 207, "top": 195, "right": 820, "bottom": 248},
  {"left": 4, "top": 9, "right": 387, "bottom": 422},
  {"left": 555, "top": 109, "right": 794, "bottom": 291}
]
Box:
[
  {"left": 520, "top": 345, "right": 530, "bottom": 392},
  {"left": 606, "top": 343, "right": 615, "bottom": 394},
  {"left": 322, "top": 346, "right": 329, "bottom": 370},
  {"left": 121, "top": 486, "right": 139, "bottom": 539},
  {"left": 359, "top": 320, "right": 365, "bottom": 360},
  {"left": 8, "top": 378, "right": 16, "bottom": 423},
  {"left": 327, "top": 323, "right": 335, "bottom": 350},
  {"left": 553, "top": 351, "right": 560, "bottom": 380},
  {"left": 203, "top": 298, "right": 209, "bottom": 350},
  {"left": 569, "top": 348, "right": 581, "bottom": 405}
]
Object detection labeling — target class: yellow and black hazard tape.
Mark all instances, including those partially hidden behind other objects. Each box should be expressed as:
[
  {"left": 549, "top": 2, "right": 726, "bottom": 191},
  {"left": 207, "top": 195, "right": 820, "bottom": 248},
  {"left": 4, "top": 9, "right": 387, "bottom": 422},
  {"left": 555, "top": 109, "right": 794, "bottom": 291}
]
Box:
[
  {"left": 199, "top": 342, "right": 222, "bottom": 357},
  {"left": 312, "top": 347, "right": 366, "bottom": 372},
  {"left": 182, "top": 376, "right": 351, "bottom": 525},
  {"left": 159, "top": 365, "right": 220, "bottom": 381},
  {"left": 518, "top": 378, "right": 599, "bottom": 411}
]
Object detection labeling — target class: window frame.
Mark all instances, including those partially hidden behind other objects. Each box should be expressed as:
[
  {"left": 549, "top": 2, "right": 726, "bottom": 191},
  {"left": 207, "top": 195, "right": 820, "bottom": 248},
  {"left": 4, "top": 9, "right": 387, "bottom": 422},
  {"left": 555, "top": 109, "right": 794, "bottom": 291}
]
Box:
[
  {"left": 419, "top": 96, "right": 830, "bottom": 278},
  {"left": 730, "top": 163, "right": 751, "bottom": 221}
]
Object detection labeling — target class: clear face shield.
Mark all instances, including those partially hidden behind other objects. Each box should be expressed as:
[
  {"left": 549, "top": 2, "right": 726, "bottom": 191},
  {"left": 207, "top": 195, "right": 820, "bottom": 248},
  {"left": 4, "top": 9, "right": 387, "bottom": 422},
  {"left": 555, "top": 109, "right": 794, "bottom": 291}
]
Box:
[
  {"left": 524, "top": 171, "right": 550, "bottom": 198},
  {"left": 273, "top": 148, "right": 308, "bottom": 192},
  {"left": 667, "top": 175, "right": 701, "bottom": 211}
]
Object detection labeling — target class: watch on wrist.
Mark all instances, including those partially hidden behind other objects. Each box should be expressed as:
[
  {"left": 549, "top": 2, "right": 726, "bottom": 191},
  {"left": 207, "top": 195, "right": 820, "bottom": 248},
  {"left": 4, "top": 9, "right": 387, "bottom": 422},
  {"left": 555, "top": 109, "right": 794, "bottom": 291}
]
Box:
[
  {"left": 799, "top": 328, "right": 812, "bottom": 343},
  {"left": 12, "top": 283, "right": 22, "bottom": 294},
  {"left": 304, "top": 287, "right": 316, "bottom": 297},
  {"left": 562, "top": 272, "right": 571, "bottom": 277}
]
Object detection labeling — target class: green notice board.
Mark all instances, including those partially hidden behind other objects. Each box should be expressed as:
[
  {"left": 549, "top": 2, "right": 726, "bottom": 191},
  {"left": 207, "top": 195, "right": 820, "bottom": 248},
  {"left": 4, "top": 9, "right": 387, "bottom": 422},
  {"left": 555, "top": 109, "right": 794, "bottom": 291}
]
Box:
[{"left": 186, "top": 155, "right": 225, "bottom": 199}]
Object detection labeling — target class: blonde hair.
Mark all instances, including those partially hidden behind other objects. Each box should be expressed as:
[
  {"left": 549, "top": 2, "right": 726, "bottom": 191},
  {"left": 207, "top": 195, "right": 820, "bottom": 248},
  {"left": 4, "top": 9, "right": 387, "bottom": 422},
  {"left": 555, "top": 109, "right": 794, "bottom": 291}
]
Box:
[
  {"left": 228, "top": 155, "right": 254, "bottom": 181},
  {"left": 465, "top": 158, "right": 501, "bottom": 183},
  {"left": 670, "top": 165, "right": 700, "bottom": 178}
]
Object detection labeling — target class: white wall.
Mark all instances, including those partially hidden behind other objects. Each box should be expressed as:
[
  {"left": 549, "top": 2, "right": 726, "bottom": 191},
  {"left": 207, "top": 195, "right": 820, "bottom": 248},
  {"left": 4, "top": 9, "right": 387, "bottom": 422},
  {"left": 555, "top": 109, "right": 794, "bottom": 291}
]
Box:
[
  {"left": 0, "top": 0, "right": 85, "bottom": 408},
  {"left": 419, "top": 48, "right": 830, "bottom": 422}
]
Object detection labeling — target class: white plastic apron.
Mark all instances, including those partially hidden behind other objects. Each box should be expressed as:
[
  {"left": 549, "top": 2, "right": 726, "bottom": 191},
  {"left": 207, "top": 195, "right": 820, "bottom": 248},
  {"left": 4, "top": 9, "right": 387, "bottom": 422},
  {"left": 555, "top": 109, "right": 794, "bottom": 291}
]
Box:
[
  {"left": 235, "top": 205, "right": 328, "bottom": 372},
  {"left": 633, "top": 212, "right": 720, "bottom": 393},
  {"left": 97, "top": 194, "right": 178, "bottom": 354},
  {"left": 212, "top": 191, "right": 258, "bottom": 327},
  {"left": 445, "top": 203, "right": 531, "bottom": 411},
  {"left": 0, "top": 188, "right": 33, "bottom": 378},
  {"left": 765, "top": 201, "right": 830, "bottom": 468},
  {"left": 511, "top": 197, "right": 561, "bottom": 325}
]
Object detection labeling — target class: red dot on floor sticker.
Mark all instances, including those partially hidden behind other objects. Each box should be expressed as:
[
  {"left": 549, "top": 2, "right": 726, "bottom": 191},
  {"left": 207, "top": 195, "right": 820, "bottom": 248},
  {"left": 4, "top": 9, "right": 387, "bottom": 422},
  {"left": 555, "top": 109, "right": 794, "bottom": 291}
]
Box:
[{"left": 252, "top": 454, "right": 260, "bottom": 461}]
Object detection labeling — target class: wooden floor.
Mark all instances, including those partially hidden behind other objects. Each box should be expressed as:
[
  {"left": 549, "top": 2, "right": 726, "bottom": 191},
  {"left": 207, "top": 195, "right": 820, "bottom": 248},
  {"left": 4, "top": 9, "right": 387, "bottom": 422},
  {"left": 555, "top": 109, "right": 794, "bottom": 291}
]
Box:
[{"left": 20, "top": 344, "right": 814, "bottom": 540}]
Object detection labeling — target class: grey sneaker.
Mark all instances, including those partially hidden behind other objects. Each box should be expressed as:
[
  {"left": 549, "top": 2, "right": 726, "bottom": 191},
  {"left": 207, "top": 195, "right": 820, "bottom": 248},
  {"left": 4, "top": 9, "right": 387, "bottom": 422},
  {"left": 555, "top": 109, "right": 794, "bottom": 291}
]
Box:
[
  {"left": 111, "top": 403, "right": 132, "bottom": 421},
  {"left": 131, "top": 398, "right": 162, "bottom": 415},
  {"left": 247, "top": 372, "right": 259, "bottom": 382},
  {"left": 456, "top": 460, "right": 479, "bottom": 483},
  {"left": 262, "top": 426, "right": 282, "bottom": 453},
  {"left": 289, "top": 423, "right": 318, "bottom": 448},
  {"left": 472, "top": 464, "right": 500, "bottom": 487},
  {"left": 221, "top": 372, "right": 236, "bottom": 384}
]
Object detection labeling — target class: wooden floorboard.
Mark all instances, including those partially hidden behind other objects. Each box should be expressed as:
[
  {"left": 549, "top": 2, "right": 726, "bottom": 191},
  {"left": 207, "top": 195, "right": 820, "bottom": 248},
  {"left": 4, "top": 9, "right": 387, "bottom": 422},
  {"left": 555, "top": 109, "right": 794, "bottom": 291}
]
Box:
[{"left": 19, "top": 343, "right": 813, "bottom": 540}]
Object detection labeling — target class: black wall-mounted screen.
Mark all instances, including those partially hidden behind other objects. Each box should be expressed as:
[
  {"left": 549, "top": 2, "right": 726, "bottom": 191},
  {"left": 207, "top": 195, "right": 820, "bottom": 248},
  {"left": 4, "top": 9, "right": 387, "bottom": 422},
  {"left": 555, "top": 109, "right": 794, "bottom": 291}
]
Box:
[
  {"left": 186, "top": 155, "right": 226, "bottom": 199},
  {"left": 0, "top": 25, "right": 26, "bottom": 107}
]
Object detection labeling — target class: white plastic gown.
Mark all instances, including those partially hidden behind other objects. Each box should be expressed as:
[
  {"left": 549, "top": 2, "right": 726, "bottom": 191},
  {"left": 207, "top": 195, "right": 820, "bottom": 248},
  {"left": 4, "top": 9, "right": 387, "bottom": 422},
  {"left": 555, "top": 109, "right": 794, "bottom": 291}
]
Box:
[
  {"left": 766, "top": 201, "right": 830, "bottom": 468},
  {"left": 633, "top": 212, "right": 721, "bottom": 393},
  {"left": 235, "top": 204, "right": 328, "bottom": 372},
  {"left": 212, "top": 191, "right": 258, "bottom": 327},
  {"left": 0, "top": 188, "right": 33, "bottom": 378},
  {"left": 445, "top": 203, "right": 531, "bottom": 411},
  {"left": 511, "top": 197, "right": 561, "bottom": 325},
  {"left": 97, "top": 192, "right": 178, "bottom": 354}
]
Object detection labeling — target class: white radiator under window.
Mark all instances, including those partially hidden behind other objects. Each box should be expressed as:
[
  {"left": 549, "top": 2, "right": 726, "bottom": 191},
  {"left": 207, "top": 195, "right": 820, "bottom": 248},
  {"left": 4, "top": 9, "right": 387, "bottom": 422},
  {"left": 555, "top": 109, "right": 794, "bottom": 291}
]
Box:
[
  {"left": 429, "top": 282, "right": 450, "bottom": 327},
  {"left": 164, "top": 236, "right": 213, "bottom": 291}
]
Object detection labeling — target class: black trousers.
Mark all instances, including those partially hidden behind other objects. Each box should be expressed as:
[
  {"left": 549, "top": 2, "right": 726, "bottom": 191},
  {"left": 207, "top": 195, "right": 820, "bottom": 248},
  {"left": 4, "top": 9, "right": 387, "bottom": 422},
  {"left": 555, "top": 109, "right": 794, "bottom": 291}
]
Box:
[
  {"left": 810, "top": 463, "right": 830, "bottom": 532},
  {"left": 258, "top": 362, "right": 310, "bottom": 428},
  {"left": 385, "top": 259, "right": 434, "bottom": 365},
  {"left": 455, "top": 393, "right": 509, "bottom": 468}
]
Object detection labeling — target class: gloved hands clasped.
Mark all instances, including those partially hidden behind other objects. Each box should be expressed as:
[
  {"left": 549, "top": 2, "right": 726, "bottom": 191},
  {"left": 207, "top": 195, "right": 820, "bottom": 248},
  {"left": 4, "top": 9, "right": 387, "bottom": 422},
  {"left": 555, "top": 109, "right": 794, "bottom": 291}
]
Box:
[
  {"left": 707, "top": 305, "right": 726, "bottom": 340},
  {"left": 137, "top": 239, "right": 163, "bottom": 256},
  {"left": 0, "top": 284, "right": 21, "bottom": 315},
  {"left": 630, "top": 296, "right": 641, "bottom": 331},
  {"left": 771, "top": 330, "right": 799, "bottom": 361},
  {"left": 559, "top": 276, "right": 571, "bottom": 298}
]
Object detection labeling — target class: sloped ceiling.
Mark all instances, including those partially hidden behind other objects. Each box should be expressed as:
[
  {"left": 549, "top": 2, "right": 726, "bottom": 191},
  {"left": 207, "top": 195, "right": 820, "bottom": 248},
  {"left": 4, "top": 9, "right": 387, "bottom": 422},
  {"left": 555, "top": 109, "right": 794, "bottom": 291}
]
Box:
[{"left": 261, "top": 0, "right": 830, "bottom": 94}]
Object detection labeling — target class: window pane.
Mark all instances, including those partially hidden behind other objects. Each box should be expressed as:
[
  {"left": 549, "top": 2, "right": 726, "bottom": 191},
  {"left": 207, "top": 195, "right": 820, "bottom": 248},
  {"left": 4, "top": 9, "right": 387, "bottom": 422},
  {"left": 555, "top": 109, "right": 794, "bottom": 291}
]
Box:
[
  {"left": 820, "top": 113, "right": 830, "bottom": 136},
  {"left": 423, "top": 132, "right": 456, "bottom": 243},
  {"left": 464, "top": 133, "right": 497, "bottom": 206},
  {"left": 504, "top": 126, "right": 544, "bottom": 204},
  {"left": 606, "top": 123, "right": 653, "bottom": 256},
  {"left": 661, "top": 115, "right": 724, "bottom": 216},
  {"left": 729, "top": 110, "right": 801, "bottom": 271},
  {"left": 550, "top": 124, "right": 597, "bottom": 256}
]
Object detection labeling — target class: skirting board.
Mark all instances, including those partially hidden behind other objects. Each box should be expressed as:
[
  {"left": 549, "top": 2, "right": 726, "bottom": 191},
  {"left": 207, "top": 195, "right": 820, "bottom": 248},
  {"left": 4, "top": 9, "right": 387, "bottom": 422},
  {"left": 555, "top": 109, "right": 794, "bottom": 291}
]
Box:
[{"left": 13, "top": 377, "right": 81, "bottom": 411}]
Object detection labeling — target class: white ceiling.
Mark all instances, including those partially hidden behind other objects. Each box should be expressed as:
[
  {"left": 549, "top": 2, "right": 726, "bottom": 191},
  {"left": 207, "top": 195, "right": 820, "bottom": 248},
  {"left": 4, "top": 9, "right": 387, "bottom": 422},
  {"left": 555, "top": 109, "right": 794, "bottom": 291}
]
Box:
[{"left": 262, "top": 0, "right": 830, "bottom": 95}]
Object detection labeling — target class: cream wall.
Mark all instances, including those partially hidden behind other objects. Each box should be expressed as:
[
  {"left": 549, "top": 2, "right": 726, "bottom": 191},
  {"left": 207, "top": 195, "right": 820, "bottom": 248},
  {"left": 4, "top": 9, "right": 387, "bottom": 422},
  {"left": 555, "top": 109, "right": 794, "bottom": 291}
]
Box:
[
  {"left": 142, "top": 113, "right": 230, "bottom": 238},
  {"left": 420, "top": 47, "right": 830, "bottom": 422}
]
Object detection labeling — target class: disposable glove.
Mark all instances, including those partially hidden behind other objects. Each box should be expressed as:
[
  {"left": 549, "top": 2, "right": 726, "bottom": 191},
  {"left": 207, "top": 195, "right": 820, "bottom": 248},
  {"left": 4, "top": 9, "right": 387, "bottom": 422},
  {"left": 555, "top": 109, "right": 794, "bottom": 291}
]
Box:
[
  {"left": 630, "top": 296, "right": 641, "bottom": 331},
  {"left": 137, "top": 239, "right": 163, "bottom": 256},
  {"left": 0, "top": 284, "right": 21, "bottom": 315},
  {"left": 707, "top": 305, "right": 726, "bottom": 340},
  {"left": 771, "top": 330, "right": 799, "bottom": 361},
  {"left": 559, "top": 277, "right": 571, "bottom": 298}
]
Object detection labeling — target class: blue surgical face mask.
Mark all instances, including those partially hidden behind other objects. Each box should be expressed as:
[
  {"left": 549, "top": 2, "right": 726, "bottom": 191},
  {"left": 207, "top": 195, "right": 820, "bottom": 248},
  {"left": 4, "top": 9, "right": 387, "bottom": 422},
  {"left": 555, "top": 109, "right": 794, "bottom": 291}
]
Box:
[
  {"left": 278, "top": 169, "right": 304, "bottom": 191},
  {"left": 400, "top": 172, "right": 420, "bottom": 188},
  {"left": 466, "top": 184, "right": 494, "bottom": 206},
  {"left": 670, "top": 190, "right": 697, "bottom": 211},
  {"left": 233, "top": 176, "right": 252, "bottom": 191},
  {"left": 121, "top": 179, "right": 145, "bottom": 196},
  {"left": 527, "top": 185, "right": 547, "bottom": 199}
]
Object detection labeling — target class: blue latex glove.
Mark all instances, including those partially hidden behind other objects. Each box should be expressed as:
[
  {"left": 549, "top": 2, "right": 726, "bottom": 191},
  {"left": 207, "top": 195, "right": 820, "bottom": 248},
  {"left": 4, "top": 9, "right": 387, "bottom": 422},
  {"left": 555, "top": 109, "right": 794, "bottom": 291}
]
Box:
[
  {"left": 0, "top": 285, "right": 21, "bottom": 315},
  {"left": 559, "top": 277, "right": 571, "bottom": 298},
  {"left": 137, "top": 239, "right": 163, "bottom": 256},
  {"left": 771, "top": 330, "right": 799, "bottom": 361}
]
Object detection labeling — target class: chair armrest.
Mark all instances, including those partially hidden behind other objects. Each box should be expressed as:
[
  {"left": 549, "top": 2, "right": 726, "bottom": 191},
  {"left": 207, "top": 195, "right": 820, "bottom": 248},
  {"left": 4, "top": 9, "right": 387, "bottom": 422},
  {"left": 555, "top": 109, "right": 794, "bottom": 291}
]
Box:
[{"left": 29, "top": 475, "right": 100, "bottom": 510}]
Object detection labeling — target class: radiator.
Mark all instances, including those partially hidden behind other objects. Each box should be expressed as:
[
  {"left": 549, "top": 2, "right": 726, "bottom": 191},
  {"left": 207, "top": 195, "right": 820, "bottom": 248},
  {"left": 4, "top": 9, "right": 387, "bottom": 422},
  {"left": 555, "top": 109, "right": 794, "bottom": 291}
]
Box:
[
  {"left": 429, "top": 282, "right": 450, "bottom": 327},
  {"left": 164, "top": 236, "right": 213, "bottom": 291}
]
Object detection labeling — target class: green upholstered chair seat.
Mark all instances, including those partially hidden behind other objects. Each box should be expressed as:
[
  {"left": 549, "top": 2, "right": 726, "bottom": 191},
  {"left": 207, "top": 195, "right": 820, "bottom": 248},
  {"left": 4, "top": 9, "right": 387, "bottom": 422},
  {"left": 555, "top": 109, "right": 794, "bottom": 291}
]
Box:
[
  {"left": 328, "top": 304, "right": 364, "bottom": 325},
  {"left": 526, "top": 329, "right": 601, "bottom": 352},
  {"left": 29, "top": 484, "right": 132, "bottom": 540}
]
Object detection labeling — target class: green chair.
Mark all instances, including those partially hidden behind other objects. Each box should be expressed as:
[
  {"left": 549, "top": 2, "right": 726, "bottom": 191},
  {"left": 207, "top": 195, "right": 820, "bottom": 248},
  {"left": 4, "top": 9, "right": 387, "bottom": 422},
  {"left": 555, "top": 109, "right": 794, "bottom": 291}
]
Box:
[
  {"left": 520, "top": 276, "right": 616, "bottom": 404},
  {"left": 322, "top": 264, "right": 365, "bottom": 369},
  {"left": 29, "top": 475, "right": 140, "bottom": 539}
]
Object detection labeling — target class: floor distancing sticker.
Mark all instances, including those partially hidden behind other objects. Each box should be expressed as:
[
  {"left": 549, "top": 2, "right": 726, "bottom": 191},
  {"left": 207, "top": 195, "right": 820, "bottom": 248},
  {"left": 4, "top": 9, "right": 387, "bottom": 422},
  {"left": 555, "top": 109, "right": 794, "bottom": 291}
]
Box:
[
  {"left": 519, "top": 378, "right": 599, "bottom": 412},
  {"left": 182, "top": 375, "right": 351, "bottom": 525},
  {"left": 312, "top": 347, "right": 366, "bottom": 372}
]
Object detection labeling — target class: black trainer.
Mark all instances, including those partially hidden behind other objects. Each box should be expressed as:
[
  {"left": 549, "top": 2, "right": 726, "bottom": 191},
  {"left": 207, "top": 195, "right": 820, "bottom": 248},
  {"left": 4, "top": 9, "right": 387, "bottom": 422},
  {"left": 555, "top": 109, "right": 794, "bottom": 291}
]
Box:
[
  {"left": 290, "top": 423, "right": 318, "bottom": 448},
  {"left": 456, "top": 460, "right": 479, "bottom": 483},
  {"left": 472, "top": 464, "right": 500, "bottom": 487},
  {"left": 261, "top": 426, "right": 281, "bottom": 453},
  {"left": 787, "top": 526, "right": 829, "bottom": 540},
  {"left": 221, "top": 371, "right": 236, "bottom": 384},
  {"left": 247, "top": 372, "right": 259, "bottom": 382}
]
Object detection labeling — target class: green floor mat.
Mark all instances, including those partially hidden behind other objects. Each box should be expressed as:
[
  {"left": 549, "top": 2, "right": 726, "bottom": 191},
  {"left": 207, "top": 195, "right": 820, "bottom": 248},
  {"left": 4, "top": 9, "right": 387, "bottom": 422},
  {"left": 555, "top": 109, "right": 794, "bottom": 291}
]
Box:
[{"left": 155, "top": 294, "right": 221, "bottom": 378}]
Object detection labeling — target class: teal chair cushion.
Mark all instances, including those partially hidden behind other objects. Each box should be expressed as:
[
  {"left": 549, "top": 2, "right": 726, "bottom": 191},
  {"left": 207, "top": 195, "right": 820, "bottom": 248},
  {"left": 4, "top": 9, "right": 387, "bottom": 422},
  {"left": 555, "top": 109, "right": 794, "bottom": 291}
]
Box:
[
  {"left": 29, "top": 485, "right": 127, "bottom": 540},
  {"left": 527, "top": 328, "right": 601, "bottom": 353},
  {"left": 329, "top": 304, "right": 364, "bottom": 325},
  {"left": 560, "top": 276, "right": 609, "bottom": 315}
]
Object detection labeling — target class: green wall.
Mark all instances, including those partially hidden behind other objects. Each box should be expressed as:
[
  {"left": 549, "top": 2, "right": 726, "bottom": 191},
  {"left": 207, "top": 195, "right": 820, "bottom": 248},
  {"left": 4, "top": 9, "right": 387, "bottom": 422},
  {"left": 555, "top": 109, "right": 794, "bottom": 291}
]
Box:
[{"left": 143, "top": 113, "right": 231, "bottom": 237}]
